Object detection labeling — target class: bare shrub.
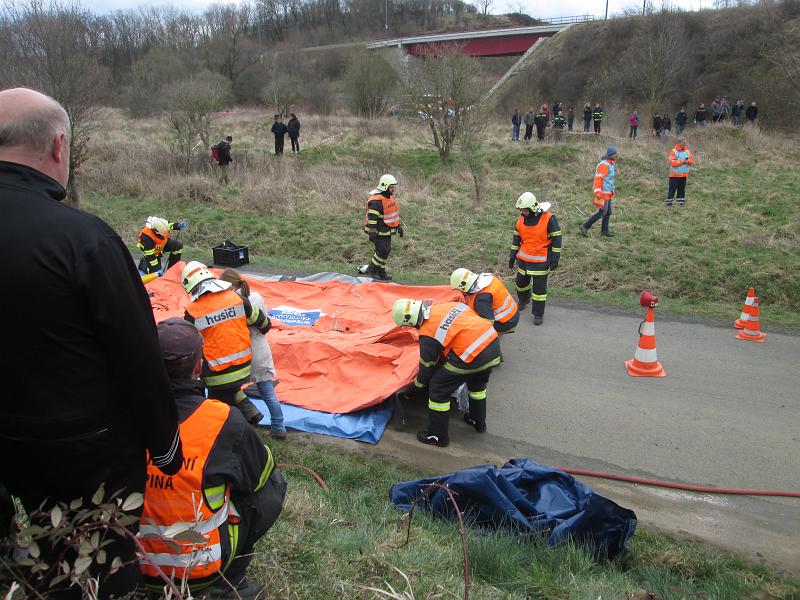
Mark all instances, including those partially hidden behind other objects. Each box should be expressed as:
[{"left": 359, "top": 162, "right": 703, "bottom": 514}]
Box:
[{"left": 345, "top": 50, "right": 399, "bottom": 119}]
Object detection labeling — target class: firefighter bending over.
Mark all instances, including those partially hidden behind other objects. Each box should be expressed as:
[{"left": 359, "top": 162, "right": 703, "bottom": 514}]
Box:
[
  {"left": 450, "top": 268, "right": 519, "bottom": 333},
  {"left": 137, "top": 215, "right": 187, "bottom": 276}
]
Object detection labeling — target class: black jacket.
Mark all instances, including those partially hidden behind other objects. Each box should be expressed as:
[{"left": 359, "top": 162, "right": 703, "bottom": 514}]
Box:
[
  {"left": 695, "top": 107, "right": 708, "bottom": 122},
  {"left": 653, "top": 115, "right": 662, "bottom": 130},
  {"left": 676, "top": 111, "right": 688, "bottom": 126},
  {"left": 287, "top": 117, "right": 300, "bottom": 138},
  {"left": 534, "top": 113, "right": 548, "bottom": 128},
  {"left": 271, "top": 122, "right": 288, "bottom": 138},
  {"left": 0, "top": 161, "right": 182, "bottom": 504},
  {"left": 217, "top": 140, "right": 232, "bottom": 166},
  {"left": 745, "top": 105, "right": 758, "bottom": 120},
  {"left": 662, "top": 115, "right": 671, "bottom": 130}
]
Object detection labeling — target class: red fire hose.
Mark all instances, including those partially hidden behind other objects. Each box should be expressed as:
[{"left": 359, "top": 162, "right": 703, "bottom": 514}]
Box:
[
  {"left": 277, "top": 463, "right": 329, "bottom": 492},
  {"left": 559, "top": 467, "right": 800, "bottom": 498}
]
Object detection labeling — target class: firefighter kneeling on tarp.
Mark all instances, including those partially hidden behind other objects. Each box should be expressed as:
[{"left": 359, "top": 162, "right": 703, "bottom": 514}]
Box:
[
  {"left": 392, "top": 299, "right": 502, "bottom": 448},
  {"left": 140, "top": 318, "right": 286, "bottom": 599}
]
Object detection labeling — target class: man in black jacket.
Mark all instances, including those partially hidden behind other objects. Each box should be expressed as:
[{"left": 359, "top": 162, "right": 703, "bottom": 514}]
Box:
[
  {"left": 271, "top": 114, "right": 288, "bottom": 155},
  {"left": 675, "top": 107, "right": 688, "bottom": 135},
  {"left": 694, "top": 103, "right": 708, "bottom": 126},
  {"left": 0, "top": 87, "right": 183, "bottom": 598},
  {"left": 215, "top": 135, "right": 233, "bottom": 183},
  {"left": 287, "top": 113, "right": 301, "bottom": 153},
  {"left": 745, "top": 101, "right": 759, "bottom": 124}
]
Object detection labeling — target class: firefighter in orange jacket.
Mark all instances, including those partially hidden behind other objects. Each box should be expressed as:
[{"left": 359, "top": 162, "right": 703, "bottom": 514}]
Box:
[
  {"left": 450, "top": 268, "right": 519, "bottom": 333},
  {"left": 392, "top": 299, "right": 502, "bottom": 447},
  {"left": 181, "top": 261, "right": 270, "bottom": 425},
  {"left": 666, "top": 136, "right": 693, "bottom": 207},
  {"left": 509, "top": 192, "right": 562, "bottom": 326},
  {"left": 362, "top": 173, "right": 402, "bottom": 281},
  {"left": 137, "top": 215, "right": 188, "bottom": 276},
  {"left": 141, "top": 318, "right": 286, "bottom": 597}
]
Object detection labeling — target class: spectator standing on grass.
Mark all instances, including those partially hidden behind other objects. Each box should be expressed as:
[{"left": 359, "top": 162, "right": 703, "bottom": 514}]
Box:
[
  {"left": 652, "top": 112, "right": 662, "bottom": 138},
  {"left": 711, "top": 97, "right": 723, "bottom": 123},
  {"left": 534, "top": 106, "right": 548, "bottom": 141},
  {"left": 662, "top": 113, "right": 671, "bottom": 139},
  {"left": 567, "top": 107, "right": 575, "bottom": 131},
  {"left": 628, "top": 110, "right": 640, "bottom": 139},
  {"left": 720, "top": 97, "right": 730, "bottom": 122},
  {"left": 580, "top": 146, "right": 618, "bottom": 238},
  {"left": 745, "top": 101, "right": 759, "bottom": 125},
  {"left": 287, "top": 113, "right": 301, "bottom": 153},
  {"left": 583, "top": 102, "right": 592, "bottom": 132},
  {"left": 511, "top": 108, "right": 522, "bottom": 141},
  {"left": 552, "top": 111, "right": 566, "bottom": 143},
  {"left": 675, "top": 107, "right": 688, "bottom": 134},
  {"left": 592, "top": 103, "right": 604, "bottom": 134},
  {"left": 666, "top": 136, "right": 693, "bottom": 208},
  {"left": 215, "top": 135, "right": 233, "bottom": 184},
  {"left": 551, "top": 101, "right": 562, "bottom": 121},
  {"left": 523, "top": 107, "right": 535, "bottom": 142},
  {"left": 0, "top": 87, "right": 183, "bottom": 598},
  {"left": 271, "top": 114, "right": 288, "bottom": 155},
  {"left": 542, "top": 103, "right": 551, "bottom": 125},
  {"left": 694, "top": 103, "right": 708, "bottom": 126},
  {"left": 219, "top": 269, "right": 287, "bottom": 440},
  {"left": 732, "top": 99, "right": 744, "bottom": 126}
]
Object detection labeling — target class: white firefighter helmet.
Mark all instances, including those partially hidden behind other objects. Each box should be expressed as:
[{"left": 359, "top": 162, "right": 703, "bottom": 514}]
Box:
[
  {"left": 515, "top": 192, "right": 551, "bottom": 213},
  {"left": 450, "top": 268, "right": 479, "bottom": 293},
  {"left": 181, "top": 261, "right": 215, "bottom": 294},
  {"left": 147, "top": 216, "right": 170, "bottom": 236},
  {"left": 378, "top": 174, "right": 398, "bottom": 192}
]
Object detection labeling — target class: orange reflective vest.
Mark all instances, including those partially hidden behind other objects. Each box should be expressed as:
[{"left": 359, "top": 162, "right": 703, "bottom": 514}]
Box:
[
  {"left": 185, "top": 290, "right": 251, "bottom": 372},
  {"left": 466, "top": 276, "right": 518, "bottom": 324},
  {"left": 668, "top": 145, "right": 693, "bottom": 178},
  {"left": 592, "top": 158, "right": 616, "bottom": 208},
  {"left": 419, "top": 302, "right": 498, "bottom": 364},
  {"left": 515, "top": 212, "right": 552, "bottom": 264},
  {"left": 140, "top": 400, "right": 231, "bottom": 581},
  {"left": 364, "top": 193, "right": 401, "bottom": 229},
  {"left": 137, "top": 227, "right": 169, "bottom": 256}
]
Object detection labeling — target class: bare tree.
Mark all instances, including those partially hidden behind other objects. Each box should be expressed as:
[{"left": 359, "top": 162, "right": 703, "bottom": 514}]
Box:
[
  {"left": 344, "top": 50, "right": 399, "bottom": 118},
  {"left": 456, "top": 105, "right": 488, "bottom": 205},
  {"left": 261, "top": 51, "right": 303, "bottom": 114},
  {"left": 1, "top": 0, "right": 109, "bottom": 207},
  {"left": 406, "top": 45, "right": 485, "bottom": 161},
  {"left": 474, "top": 0, "right": 493, "bottom": 15}
]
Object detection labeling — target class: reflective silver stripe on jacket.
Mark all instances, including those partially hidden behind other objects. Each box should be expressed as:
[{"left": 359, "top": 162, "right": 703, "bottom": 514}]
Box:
[
  {"left": 493, "top": 295, "right": 515, "bottom": 321},
  {"left": 142, "top": 544, "right": 222, "bottom": 568},
  {"left": 458, "top": 326, "right": 496, "bottom": 362},
  {"left": 434, "top": 304, "right": 469, "bottom": 344},
  {"left": 516, "top": 251, "right": 547, "bottom": 262},
  {"left": 206, "top": 348, "right": 252, "bottom": 368},
  {"left": 194, "top": 303, "right": 246, "bottom": 331},
  {"left": 139, "top": 500, "right": 230, "bottom": 538}
]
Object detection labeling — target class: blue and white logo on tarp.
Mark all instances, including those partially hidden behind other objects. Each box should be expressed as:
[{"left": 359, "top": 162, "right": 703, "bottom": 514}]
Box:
[{"left": 268, "top": 305, "right": 323, "bottom": 327}]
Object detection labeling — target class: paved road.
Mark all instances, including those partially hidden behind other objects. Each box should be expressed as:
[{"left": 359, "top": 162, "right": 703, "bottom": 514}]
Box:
[{"left": 351, "top": 301, "right": 800, "bottom": 573}]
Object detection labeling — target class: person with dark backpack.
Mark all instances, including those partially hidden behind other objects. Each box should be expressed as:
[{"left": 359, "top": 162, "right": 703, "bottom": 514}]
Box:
[{"left": 212, "top": 136, "right": 233, "bottom": 184}]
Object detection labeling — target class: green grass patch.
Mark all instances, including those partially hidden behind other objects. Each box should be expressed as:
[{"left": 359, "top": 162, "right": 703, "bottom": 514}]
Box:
[{"left": 253, "top": 436, "right": 800, "bottom": 598}]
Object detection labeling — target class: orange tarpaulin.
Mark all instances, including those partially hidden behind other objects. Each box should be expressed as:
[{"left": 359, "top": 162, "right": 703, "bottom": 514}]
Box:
[{"left": 147, "top": 265, "right": 461, "bottom": 413}]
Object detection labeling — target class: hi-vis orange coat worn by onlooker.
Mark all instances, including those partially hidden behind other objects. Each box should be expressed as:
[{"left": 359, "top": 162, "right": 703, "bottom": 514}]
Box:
[
  {"left": 668, "top": 144, "right": 694, "bottom": 178},
  {"left": 592, "top": 157, "right": 616, "bottom": 208}
]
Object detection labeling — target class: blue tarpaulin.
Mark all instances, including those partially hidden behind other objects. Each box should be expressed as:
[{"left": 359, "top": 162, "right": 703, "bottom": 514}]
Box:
[
  {"left": 250, "top": 397, "right": 394, "bottom": 445},
  {"left": 390, "top": 458, "right": 637, "bottom": 558}
]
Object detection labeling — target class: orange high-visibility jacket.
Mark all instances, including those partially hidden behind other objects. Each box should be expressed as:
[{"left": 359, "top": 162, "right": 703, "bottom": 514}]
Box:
[
  {"left": 514, "top": 212, "right": 552, "bottom": 264},
  {"left": 668, "top": 145, "right": 693, "bottom": 178},
  {"left": 139, "top": 400, "right": 231, "bottom": 582},
  {"left": 185, "top": 290, "right": 251, "bottom": 372},
  {"left": 419, "top": 302, "right": 498, "bottom": 364},
  {"left": 137, "top": 227, "right": 169, "bottom": 256},
  {"left": 363, "top": 193, "right": 401, "bottom": 231},
  {"left": 466, "top": 276, "right": 518, "bottom": 324},
  {"left": 592, "top": 158, "right": 616, "bottom": 208}
]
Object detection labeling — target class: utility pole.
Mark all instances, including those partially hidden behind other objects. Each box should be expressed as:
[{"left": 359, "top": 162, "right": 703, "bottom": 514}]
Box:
[
  {"left": 642, "top": 0, "right": 647, "bottom": 15},
  {"left": 604, "top": 0, "right": 609, "bottom": 19},
  {"left": 385, "top": 0, "right": 388, "bottom": 30}
]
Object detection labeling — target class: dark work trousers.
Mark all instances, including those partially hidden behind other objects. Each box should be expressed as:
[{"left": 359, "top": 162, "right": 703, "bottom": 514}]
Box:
[
  {"left": 138, "top": 238, "right": 183, "bottom": 275},
  {"left": 222, "top": 470, "right": 287, "bottom": 586},
  {"left": 583, "top": 199, "right": 613, "bottom": 234},
  {"left": 290, "top": 136, "right": 300, "bottom": 153},
  {"left": 535, "top": 124, "right": 545, "bottom": 141},
  {"left": 369, "top": 235, "right": 391, "bottom": 272},
  {"left": 629, "top": 126, "right": 638, "bottom": 139},
  {"left": 274, "top": 136, "right": 285, "bottom": 155},
  {"left": 667, "top": 177, "right": 687, "bottom": 206},
  {"left": 593, "top": 120, "right": 602, "bottom": 134},
  {"left": 524, "top": 125, "right": 533, "bottom": 141},
  {"left": 427, "top": 364, "right": 493, "bottom": 442},
  {"left": 515, "top": 262, "right": 550, "bottom": 317}
]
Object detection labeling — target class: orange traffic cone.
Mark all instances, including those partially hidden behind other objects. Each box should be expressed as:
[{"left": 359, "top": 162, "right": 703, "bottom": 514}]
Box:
[
  {"left": 736, "top": 296, "right": 766, "bottom": 343},
  {"left": 734, "top": 287, "right": 755, "bottom": 329},
  {"left": 625, "top": 306, "right": 666, "bottom": 377}
]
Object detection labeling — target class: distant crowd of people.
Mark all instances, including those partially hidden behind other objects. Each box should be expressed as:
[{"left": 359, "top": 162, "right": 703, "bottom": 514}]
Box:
[{"left": 511, "top": 97, "right": 759, "bottom": 142}]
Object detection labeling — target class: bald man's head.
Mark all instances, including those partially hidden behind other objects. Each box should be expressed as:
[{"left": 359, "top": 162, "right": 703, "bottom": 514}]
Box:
[{"left": 0, "top": 88, "right": 71, "bottom": 186}]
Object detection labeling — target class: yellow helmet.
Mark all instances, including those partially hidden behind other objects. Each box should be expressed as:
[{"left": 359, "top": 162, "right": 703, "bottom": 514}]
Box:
[
  {"left": 392, "top": 298, "right": 431, "bottom": 327},
  {"left": 515, "top": 192, "right": 539, "bottom": 211},
  {"left": 147, "top": 216, "right": 170, "bottom": 236},
  {"left": 450, "top": 268, "right": 479, "bottom": 293},
  {"left": 181, "top": 261, "right": 214, "bottom": 294},
  {"left": 378, "top": 174, "right": 398, "bottom": 192}
]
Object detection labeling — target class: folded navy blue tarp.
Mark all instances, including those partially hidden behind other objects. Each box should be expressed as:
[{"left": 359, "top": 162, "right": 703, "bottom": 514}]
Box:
[{"left": 390, "top": 458, "right": 637, "bottom": 558}]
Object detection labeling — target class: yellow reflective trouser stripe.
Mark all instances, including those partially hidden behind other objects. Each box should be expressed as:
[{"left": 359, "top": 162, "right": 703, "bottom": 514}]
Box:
[
  {"left": 419, "top": 358, "right": 437, "bottom": 367},
  {"left": 519, "top": 268, "right": 549, "bottom": 276},
  {"left": 149, "top": 259, "right": 159, "bottom": 266},
  {"left": 255, "top": 445, "right": 275, "bottom": 492},
  {"left": 413, "top": 378, "right": 426, "bottom": 388},
  {"left": 469, "top": 389, "right": 487, "bottom": 400},
  {"left": 204, "top": 364, "right": 251, "bottom": 387},
  {"left": 206, "top": 484, "right": 226, "bottom": 510},
  {"left": 428, "top": 399, "right": 451, "bottom": 412},
  {"left": 443, "top": 356, "right": 501, "bottom": 374},
  {"left": 532, "top": 293, "right": 547, "bottom": 301},
  {"left": 552, "top": 247, "right": 561, "bottom": 253},
  {"left": 515, "top": 280, "right": 532, "bottom": 292},
  {"left": 142, "top": 248, "right": 156, "bottom": 256}
]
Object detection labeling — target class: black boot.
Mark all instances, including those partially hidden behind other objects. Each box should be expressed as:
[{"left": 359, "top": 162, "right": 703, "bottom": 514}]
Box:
[
  {"left": 377, "top": 268, "right": 393, "bottom": 281},
  {"left": 416, "top": 431, "right": 449, "bottom": 447},
  {"left": 237, "top": 397, "right": 265, "bottom": 426}
]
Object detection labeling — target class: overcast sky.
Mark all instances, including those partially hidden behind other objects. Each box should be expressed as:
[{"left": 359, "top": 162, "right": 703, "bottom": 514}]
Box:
[{"left": 83, "top": 0, "right": 718, "bottom": 20}]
